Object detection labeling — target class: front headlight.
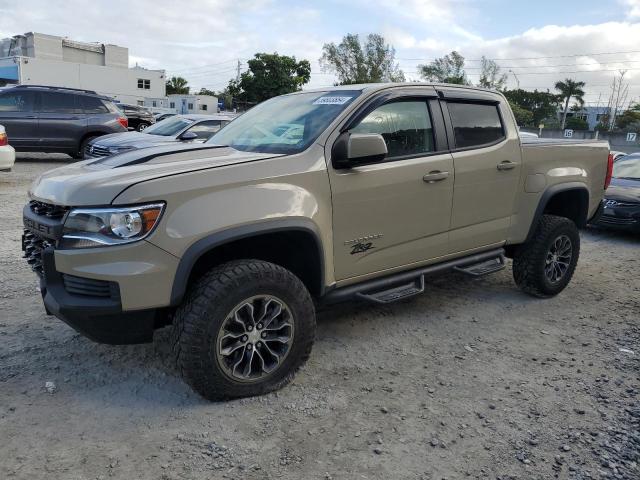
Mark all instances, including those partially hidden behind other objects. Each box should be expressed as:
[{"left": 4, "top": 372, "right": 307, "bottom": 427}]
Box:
[
  {"left": 60, "top": 203, "right": 165, "bottom": 249},
  {"left": 108, "top": 146, "right": 135, "bottom": 155}
]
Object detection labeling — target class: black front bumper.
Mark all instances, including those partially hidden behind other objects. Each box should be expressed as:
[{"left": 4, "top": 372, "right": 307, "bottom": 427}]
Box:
[
  {"left": 591, "top": 202, "right": 640, "bottom": 232},
  {"left": 37, "top": 248, "right": 158, "bottom": 345}
]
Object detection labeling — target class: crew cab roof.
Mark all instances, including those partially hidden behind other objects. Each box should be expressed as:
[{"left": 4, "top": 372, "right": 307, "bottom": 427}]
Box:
[{"left": 299, "top": 82, "right": 504, "bottom": 96}]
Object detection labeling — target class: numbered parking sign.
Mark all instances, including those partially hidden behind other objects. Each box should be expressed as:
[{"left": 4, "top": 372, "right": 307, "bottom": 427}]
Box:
[
  {"left": 564, "top": 129, "right": 574, "bottom": 138},
  {"left": 626, "top": 132, "right": 637, "bottom": 142}
]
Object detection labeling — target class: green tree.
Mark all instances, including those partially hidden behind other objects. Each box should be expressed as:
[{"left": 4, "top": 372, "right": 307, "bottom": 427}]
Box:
[
  {"left": 565, "top": 116, "right": 589, "bottom": 130},
  {"left": 166, "top": 76, "right": 190, "bottom": 95},
  {"left": 320, "top": 33, "right": 405, "bottom": 85},
  {"left": 555, "top": 78, "right": 586, "bottom": 129},
  {"left": 418, "top": 51, "right": 467, "bottom": 84},
  {"left": 228, "top": 53, "right": 311, "bottom": 105},
  {"left": 503, "top": 89, "right": 560, "bottom": 126},
  {"left": 478, "top": 56, "right": 507, "bottom": 90},
  {"left": 615, "top": 103, "right": 640, "bottom": 130},
  {"left": 509, "top": 101, "right": 534, "bottom": 126},
  {"left": 196, "top": 88, "right": 216, "bottom": 96}
]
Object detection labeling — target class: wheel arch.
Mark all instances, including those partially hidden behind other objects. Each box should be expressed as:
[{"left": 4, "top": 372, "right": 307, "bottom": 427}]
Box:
[
  {"left": 169, "top": 219, "right": 326, "bottom": 306},
  {"left": 525, "top": 182, "right": 590, "bottom": 243},
  {"left": 77, "top": 131, "right": 110, "bottom": 150}
]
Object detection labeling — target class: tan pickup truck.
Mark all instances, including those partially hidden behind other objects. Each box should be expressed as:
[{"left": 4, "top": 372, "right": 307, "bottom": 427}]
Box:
[{"left": 22, "top": 83, "right": 612, "bottom": 400}]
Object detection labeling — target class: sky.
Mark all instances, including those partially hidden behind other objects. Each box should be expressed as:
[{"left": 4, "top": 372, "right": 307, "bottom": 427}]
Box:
[{"left": 1, "top": 0, "right": 640, "bottom": 108}]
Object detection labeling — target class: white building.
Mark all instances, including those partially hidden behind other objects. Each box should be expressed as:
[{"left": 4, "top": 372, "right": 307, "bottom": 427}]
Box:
[
  {"left": 168, "top": 94, "right": 218, "bottom": 114},
  {"left": 0, "top": 32, "right": 167, "bottom": 107}
]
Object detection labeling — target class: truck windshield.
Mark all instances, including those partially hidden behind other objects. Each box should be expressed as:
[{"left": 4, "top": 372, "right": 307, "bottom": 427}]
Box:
[
  {"left": 207, "top": 91, "right": 361, "bottom": 154},
  {"left": 144, "top": 116, "right": 194, "bottom": 136}
]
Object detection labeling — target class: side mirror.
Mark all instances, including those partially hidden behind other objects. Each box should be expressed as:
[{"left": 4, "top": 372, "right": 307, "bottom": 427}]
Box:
[
  {"left": 180, "top": 131, "right": 199, "bottom": 141},
  {"left": 332, "top": 132, "right": 388, "bottom": 169}
]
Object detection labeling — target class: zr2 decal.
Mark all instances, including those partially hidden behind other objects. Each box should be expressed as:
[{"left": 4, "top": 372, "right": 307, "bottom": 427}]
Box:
[{"left": 350, "top": 242, "right": 374, "bottom": 255}]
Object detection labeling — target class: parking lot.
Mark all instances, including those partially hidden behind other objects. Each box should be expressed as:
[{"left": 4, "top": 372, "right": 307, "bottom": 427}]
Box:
[{"left": 1, "top": 155, "right": 639, "bottom": 479}]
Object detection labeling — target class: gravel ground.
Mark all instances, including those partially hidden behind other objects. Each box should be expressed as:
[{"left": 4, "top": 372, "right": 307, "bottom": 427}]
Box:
[{"left": 1, "top": 154, "right": 639, "bottom": 480}]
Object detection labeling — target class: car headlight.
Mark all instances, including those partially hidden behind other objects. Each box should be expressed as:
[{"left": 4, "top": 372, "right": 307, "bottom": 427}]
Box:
[
  {"left": 60, "top": 203, "right": 165, "bottom": 249},
  {"left": 108, "top": 146, "right": 135, "bottom": 155}
]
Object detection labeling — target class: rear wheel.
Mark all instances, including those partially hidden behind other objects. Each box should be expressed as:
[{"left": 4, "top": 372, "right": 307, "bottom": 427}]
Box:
[
  {"left": 71, "top": 136, "right": 98, "bottom": 160},
  {"left": 172, "top": 260, "right": 316, "bottom": 401},
  {"left": 513, "top": 214, "right": 580, "bottom": 297}
]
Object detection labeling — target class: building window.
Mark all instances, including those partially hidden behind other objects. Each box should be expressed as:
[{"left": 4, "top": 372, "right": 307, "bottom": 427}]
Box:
[
  {"left": 152, "top": 100, "right": 157, "bottom": 107},
  {"left": 137, "top": 79, "right": 151, "bottom": 89},
  {"left": 200, "top": 104, "right": 208, "bottom": 111},
  {"left": 169, "top": 102, "right": 175, "bottom": 108},
  {"left": 188, "top": 103, "right": 194, "bottom": 110},
  {"left": 137, "top": 100, "right": 144, "bottom": 106}
]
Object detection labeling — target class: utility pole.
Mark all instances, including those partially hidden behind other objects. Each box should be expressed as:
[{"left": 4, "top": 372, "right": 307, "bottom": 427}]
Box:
[{"left": 236, "top": 59, "right": 241, "bottom": 82}]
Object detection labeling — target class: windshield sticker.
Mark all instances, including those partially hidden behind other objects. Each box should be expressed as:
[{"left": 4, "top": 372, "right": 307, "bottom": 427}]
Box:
[{"left": 313, "top": 96, "right": 353, "bottom": 105}]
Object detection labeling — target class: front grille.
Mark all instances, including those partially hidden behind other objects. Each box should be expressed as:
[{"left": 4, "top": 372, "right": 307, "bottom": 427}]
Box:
[
  {"left": 598, "top": 215, "right": 637, "bottom": 226},
  {"left": 84, "top": 144, "right": 110, "bottom": 158},
  {"left": 22, "top": 230, "right": 52, "bottom": 275},
  {"left": 62, "top": 274, "right": 119, "bottom": 299},
  {"left": 29, "top": 200, "right": 69, "bottom": 220}
]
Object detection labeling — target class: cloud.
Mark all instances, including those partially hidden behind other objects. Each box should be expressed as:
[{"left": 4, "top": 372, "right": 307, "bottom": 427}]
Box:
[
  {"left": 1, "top": 0, "right": 638, "bottom": 104},
  {"left": 622, "top": 0, "right": 640, "bottom": 17}
]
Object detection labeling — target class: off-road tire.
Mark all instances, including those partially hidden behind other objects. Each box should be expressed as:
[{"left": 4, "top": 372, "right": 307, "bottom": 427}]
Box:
[
  {"left": 71, "top": 136, "right": 98, "bottom": 160},
  {"left": 513, "top": 214, "right": 580, "bottom": 298},
  {"left": 171, "top": 260, "right": 316, "bottom": 401}
]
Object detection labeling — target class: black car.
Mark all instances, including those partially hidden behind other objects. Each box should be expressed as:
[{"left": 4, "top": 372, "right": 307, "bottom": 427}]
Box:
[
  {"left": 0, "top": 85, "right": 128, "bottom": 158},
  {"left": 594, "top": 153, "right": 640, "bottom": 232},
  {"left": 117, "top": 104, "right": 156, "bottom": 131},
  {"left": 84, "top": 113, "right": 235, "bottom": 158}
]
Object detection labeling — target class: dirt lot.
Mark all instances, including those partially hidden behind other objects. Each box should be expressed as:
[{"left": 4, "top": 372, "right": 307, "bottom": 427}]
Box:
[{"left": 1, "top": 154, "right": 639, "bottom": 480}]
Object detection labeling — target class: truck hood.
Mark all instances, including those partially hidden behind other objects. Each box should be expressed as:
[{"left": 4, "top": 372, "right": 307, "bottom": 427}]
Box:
[
  {"left": 30, "top": 144, "right": 282, "bottom": 206},
  {"left": 91, "top": 131, "right": 179, "bottom": 148},
  {"left": 605, "top": 177, "right": 640, "bottom": 203}
]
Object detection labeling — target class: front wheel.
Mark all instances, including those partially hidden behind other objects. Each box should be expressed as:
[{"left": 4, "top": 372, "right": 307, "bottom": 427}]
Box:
[
  {"left": 137, "top": 122, "right": 149, "bottom": 132},
  {"left": 171, "top": 260, "right": 316, "bottom": 401},
  {"left": 513, "top": 214, "right": 580, "bottom": 298}
]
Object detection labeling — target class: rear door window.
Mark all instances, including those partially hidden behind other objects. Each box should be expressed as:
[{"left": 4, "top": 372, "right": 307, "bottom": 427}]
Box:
[
  {"left": 447, "top": 102, "right": 504, "bottom": 149},
  {"left": 0, "top": 91, "right": 35, "bottom": 112},
  {"left": 350, "top": 100, "right": 435, "bottom": 158},
  {"left": 38, "top": 92, "right": 80, "bottom": 114}
]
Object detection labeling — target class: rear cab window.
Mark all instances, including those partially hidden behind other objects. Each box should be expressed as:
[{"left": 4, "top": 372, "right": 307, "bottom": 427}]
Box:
[{"left": 447, "top": 102, "right": 505, "bottom": 149}]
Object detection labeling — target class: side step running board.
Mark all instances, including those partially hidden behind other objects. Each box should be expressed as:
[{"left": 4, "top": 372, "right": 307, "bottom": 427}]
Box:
[
  {"left": 356, "top": 276, "right": 425, "bottom": 304},
  {"left": 323, "top": 248, "right": 506, "bottom": 305},
  {"left": 453, "top": 256, "right": 506, "bottom": 277}
]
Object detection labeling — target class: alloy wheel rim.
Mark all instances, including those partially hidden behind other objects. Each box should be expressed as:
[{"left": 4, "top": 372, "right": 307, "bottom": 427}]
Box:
[
  {"left": 545, "top": 234, "right": 572, "bottom": 283},
  {"left": 216, "top": 295, "right": 294, "bottom": 383}
]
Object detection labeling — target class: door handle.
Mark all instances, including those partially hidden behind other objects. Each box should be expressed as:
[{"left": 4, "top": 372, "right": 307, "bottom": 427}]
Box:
[
  {"left": 423, "top": 170, "right": 450, "bottom": 183},
  {"left": 497, "top": 161, "right": 517, "bottom": 171}
]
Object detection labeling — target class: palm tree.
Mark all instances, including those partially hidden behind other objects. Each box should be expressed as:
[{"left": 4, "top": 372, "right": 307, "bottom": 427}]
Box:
[
  {"left": 166, "top": 76, "right": 190, "bottom": 95},
  {"left": 555, "top": 79, "right": 586, "bottom": 130}
]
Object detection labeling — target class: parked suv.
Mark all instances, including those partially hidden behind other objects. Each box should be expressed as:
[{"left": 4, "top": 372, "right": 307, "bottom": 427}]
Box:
[
  {"left": 23, "top": 84, "right": 611, "bottom": 401},
  {"left": 0, "top": 85, "right": 127, "bottom": 158},
  {"left": 117, "top": 104, "right": 155, "bottom": 131}
]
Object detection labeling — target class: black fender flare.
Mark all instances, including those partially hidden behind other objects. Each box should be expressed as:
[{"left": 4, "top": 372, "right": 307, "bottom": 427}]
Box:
[
  {"left": 525, "top": 182, "right": 590, "bottom": 242},
  {"left": 169, "top": 218, "right": 325, "bottom": 305}
]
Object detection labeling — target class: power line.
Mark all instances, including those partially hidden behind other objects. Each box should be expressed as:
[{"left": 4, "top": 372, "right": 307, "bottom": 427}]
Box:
[
  {"left": 168, "top": 58, "right": 248, "bottom": 75},
  {"left": 396, "top": 49, "right": 640, "bottom": 62}
]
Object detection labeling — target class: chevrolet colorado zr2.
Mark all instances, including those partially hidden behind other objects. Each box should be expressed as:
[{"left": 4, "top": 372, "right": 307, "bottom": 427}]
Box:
[{"left": 22, "top": 83, "right": 612, "bottom": 400}]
